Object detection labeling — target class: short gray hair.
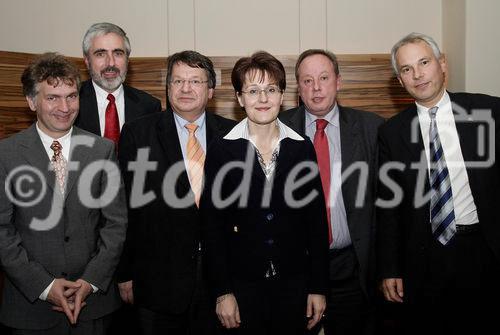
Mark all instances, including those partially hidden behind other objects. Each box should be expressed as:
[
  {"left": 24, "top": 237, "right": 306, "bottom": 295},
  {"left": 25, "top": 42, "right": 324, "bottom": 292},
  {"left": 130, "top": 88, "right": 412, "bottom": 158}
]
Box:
[
  {"left": 391, "top": 32, "right": 442, "bottom": 75},
  {"left": 82, "top": 22, "right": 131, "bottom": 57}
]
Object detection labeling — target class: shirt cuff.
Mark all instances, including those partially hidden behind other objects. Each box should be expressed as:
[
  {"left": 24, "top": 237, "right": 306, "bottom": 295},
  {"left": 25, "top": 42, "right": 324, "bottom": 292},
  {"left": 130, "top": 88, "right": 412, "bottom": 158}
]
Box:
[
  {"left": 90, "top": 283, "right": 98, "bottom": 293},
  {"left": 39, "top": 279, "right": 55, "bottom": 300}
]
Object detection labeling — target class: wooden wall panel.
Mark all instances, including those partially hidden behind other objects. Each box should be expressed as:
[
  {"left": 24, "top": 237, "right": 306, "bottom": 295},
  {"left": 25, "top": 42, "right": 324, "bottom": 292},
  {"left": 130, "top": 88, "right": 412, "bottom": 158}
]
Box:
[{"left": 0, "top": 51, "right": 413, "bottom": 140}]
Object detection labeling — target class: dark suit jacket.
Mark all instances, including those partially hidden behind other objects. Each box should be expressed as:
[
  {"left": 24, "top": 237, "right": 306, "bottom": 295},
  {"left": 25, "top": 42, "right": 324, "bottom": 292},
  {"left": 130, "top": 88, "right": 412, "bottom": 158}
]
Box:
[
  {"left": 376, "top": 92, "right": 500, "bottom": 301},
  {"left": 279, "top": 105, "right": 384, "bottom": 297},
  {"left": 75, "top": 80, "right": 162, "bottom": 136},
  {"left": 0, "top": 125, "right": 127, "bottom": 329},
  {"left": 200, "top": 134, "right": 329, "bottom": 298},
  {"left": 116, "top": 109, "right": 236, "bottom": 314}
]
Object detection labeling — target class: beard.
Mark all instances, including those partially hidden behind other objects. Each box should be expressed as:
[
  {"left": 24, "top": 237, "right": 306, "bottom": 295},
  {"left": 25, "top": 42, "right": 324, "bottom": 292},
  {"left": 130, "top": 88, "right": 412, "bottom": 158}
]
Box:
[{"left": 90, "top": 65, "right": 127, "bottom": 92}]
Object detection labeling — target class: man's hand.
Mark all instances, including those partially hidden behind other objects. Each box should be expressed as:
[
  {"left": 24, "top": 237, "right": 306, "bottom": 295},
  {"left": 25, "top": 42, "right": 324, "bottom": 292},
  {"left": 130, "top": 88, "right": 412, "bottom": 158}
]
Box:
[
  {"left": 380, "top": 278, "right": 404, "bottom": 303},
  {"left": 306, "top": 294, "right": 326, "bottom": 330},
  {"left": 70, "top": 279, "right": 93, "bottom": 323},
  {"left": 46, "top": 278, "right": 82, "bottom": 324},
  {"left": 216, "top": 293, "right": 241, "bottom": 329},
  {"left": 118, "top": 280, "right": 134, "bottom": 304}
]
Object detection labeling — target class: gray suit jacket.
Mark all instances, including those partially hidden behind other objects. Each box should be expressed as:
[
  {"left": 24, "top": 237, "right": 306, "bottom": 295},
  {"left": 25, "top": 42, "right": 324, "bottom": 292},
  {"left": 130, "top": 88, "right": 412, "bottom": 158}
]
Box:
[
  {"left": 279, "top": 105, "right": 384, "bottom": 297},
  {"left": 0, "top": 125, "right": 127, "bottom": 330}
]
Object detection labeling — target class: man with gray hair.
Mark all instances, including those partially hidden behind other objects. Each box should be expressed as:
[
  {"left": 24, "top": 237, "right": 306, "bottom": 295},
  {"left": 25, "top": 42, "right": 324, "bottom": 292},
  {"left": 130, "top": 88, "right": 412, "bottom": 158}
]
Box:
[
  {"left": 377, "top": 32, "right": 500, "bottom": 334},
  {"left": 75, "top": 22, "right": 161, "bottom": 146}
]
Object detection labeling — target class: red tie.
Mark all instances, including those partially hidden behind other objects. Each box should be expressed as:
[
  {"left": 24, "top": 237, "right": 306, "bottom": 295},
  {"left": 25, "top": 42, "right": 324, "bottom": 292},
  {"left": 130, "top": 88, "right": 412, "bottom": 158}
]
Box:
[
  {"left": 104, "top": 93, "right": 120, "bottom": 146},
  {"left": 313, "top": 119, "right": 333, "bottom": 246}
]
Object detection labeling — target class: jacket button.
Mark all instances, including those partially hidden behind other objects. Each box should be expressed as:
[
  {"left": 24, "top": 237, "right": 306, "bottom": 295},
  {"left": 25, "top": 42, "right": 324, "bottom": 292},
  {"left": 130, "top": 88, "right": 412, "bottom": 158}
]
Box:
[
  {"left": 266, "top": 239, "right": 274, "bottom": 246},
  {"left": 266, "top": 213, "right": 274, "bottom": 221},
  {"left": 64, "top": 236, "right": 70, "bottom": 242}
]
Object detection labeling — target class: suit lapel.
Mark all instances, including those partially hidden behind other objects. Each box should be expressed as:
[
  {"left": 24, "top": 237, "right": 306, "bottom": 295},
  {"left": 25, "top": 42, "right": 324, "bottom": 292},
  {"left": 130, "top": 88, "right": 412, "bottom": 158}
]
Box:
[
  {"left": 399, "top": 105, "right": 430, "bottom": 225},
  {"left": 78, "top": 80, "right": 101, "bottom": 136},
  {"left": 65, "top": 127, "right": 92, "bottom": 200},
  {"left": 450, "top": 94, "right": 477, "bottom": 162},
  {"left": 398, "top": 105, "right": 426, "bottom": 163},
  {"left": 19, "top": 125, "right": 56, "bottom": 194},
  {"left": 274, "top": 138, "right": 299, "bottom": 182},
  {"left": 339, "top": 107, "right": 360, "bottom": 216},
  {"left": 206, "top": 112, "right": 226, "bottom": 145},
  {"left": 124, "top": 85, "right": 139, "bottom": 124},
  {"left": 449, "top": 93, "right": 481, "bottom": 192},
  {"left": 289, "top": 105, "right": 307, "bottom": 134},
  {"left": 157, "top": 110, "right": 191, "bottom": 192}
]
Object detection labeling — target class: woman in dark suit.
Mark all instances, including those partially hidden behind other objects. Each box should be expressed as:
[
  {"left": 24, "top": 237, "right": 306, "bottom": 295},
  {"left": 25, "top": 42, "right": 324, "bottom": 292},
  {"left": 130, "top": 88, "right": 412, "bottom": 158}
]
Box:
[{"left": 200, "top": 51, "right": 329, "bottom": 335}]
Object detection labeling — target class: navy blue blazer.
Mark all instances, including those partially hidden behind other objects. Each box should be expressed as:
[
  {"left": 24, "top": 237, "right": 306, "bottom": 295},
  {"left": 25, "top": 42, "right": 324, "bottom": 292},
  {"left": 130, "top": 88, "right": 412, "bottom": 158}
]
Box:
[{"left": 200, "top": 135, "right": 329, "bottom": 298}]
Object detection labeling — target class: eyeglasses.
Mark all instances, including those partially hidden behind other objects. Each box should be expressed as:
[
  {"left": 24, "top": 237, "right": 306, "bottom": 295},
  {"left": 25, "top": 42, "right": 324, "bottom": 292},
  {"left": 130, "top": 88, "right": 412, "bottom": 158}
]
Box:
[
  {"left": 240, "top": 85, "right": 282, "bottom": 98},
  {"left": 169, "top": 79, "right": 209, "bottom": 88}
]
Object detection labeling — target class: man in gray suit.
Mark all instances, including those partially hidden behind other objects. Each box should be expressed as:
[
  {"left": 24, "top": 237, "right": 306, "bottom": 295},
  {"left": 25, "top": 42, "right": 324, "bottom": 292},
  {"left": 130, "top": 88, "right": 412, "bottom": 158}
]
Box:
[
  {"left": 280, "top": 49, "right": 384, "bottom": 335},
  {"left": 0, "top": 53, "right": 127, "bottom": 334}
]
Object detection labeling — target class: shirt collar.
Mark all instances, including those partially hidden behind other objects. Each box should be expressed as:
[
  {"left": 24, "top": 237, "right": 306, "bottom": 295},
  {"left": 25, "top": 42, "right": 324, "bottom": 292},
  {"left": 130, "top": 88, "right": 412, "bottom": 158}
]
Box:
[
  {"left": 173, "top": 111, "right": 206, "bottom": 130},
  {"left": 92, "top": 80, "right": 124, "bottom": 101},
  {"left": 36, "top": 123, "right": 73, "bottom": 143},
  {"left": 416, "top": 90, "right": 450, "bottom": 116},
  {"left": 224, "top": 117, "right": 304, "bottom": 142},
  {"left": 305, "top": 103, "right": 340, "bottom": 128}
]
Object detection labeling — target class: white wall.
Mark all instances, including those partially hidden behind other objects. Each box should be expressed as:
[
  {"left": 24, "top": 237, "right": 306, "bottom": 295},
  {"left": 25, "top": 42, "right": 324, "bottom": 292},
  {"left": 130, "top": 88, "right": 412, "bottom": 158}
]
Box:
[
  {"left": 464, "top": 0, "right": 500, "bottom": 96},
  {"left": 0, "top": 0, "right": 168, "bottom": 57},
  {"left": 443, "top": 0, "right": 466, "bottom": 92},
  {"left": 1, "top": 0, "right": 497, "bottom": 96},
  {"left": 326, "top": 0, "right": 442, "bottom": 53},
  {"left": 0, "top": 0, "right": 441, "bottom": 57}
]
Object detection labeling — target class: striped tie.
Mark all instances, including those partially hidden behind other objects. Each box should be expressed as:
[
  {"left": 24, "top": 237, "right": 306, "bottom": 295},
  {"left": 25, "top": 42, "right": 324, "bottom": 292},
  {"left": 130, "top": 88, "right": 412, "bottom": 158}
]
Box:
[
  {"left": 185, "top": 123, "right": 205, "bottom": 207},
  {"left": 428, "top": 106, "right": 456, "bottom": 245}
]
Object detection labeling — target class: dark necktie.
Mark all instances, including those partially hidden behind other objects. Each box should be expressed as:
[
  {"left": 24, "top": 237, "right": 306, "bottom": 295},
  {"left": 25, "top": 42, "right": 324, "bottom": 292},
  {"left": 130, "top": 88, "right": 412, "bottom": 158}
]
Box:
[
  {"left": 104, "top": 93, "right": 120, "bottom": 146},
  {"left": 429, "top": 106, "right": 456, "bottom": 245},
  {"left": 313, "top": 119, "right": 333, "bottom": 246}
]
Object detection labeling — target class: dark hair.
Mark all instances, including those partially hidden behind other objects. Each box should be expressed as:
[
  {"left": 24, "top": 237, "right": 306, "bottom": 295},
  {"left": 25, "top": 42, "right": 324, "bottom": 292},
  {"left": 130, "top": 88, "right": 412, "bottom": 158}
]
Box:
[
  {"left": 166, "top": 50, "right": 216, "bottom": 89},
  {"left": 295, "top": 49, "right": 340, "bottom": 81},
  {"left": 21, "top": 52, "right": 81, "bottom": 98},
  {"left": 231, "top": 51, "right": 286, "bottom": 94}
]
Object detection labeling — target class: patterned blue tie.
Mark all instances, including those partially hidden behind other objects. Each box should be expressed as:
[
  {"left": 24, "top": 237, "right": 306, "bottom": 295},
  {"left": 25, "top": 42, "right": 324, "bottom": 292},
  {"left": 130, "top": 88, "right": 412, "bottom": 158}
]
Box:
[{"left": 429, "top": 106, "right": 456, "bottom": 245}]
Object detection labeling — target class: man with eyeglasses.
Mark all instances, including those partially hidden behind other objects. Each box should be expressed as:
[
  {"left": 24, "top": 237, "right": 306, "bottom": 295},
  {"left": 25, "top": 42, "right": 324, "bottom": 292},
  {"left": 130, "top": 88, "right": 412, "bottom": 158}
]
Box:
[
  {"left": 115, "top": 50, "right": 236, "bottom": 335},
  {"left": 75, "top": 22, "right": 161, "bottom": 147},
  {"left": 280, "top": 49, "right": 384, "bottom": 335}
]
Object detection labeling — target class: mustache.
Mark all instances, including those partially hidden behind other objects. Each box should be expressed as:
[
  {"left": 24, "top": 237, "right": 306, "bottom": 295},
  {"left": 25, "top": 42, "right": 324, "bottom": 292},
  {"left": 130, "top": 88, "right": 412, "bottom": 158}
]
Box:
[{"left": 100, "top": 66, "right": 120, "bottom": 74}]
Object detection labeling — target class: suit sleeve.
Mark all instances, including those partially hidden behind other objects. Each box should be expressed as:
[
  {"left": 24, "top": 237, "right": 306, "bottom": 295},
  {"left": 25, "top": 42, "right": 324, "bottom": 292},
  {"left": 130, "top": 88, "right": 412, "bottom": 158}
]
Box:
[
  {"left": 199, "top": 142, "right": 234, "bottom": 298},
  {"left": 0, "top": 156, "right": 53, "bottom": 302},
  {"left": 303, "top": 141, "right": 330, "bottom": 295},
  {"left": 115, "top": 124, "right": 138, "bottom": 283},
  {"left": 81, "top": 143, "right": 128, "bottom": 291}
]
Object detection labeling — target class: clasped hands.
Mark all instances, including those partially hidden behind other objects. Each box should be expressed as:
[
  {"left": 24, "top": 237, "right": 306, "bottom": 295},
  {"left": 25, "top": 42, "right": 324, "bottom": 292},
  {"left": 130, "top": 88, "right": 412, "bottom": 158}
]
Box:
[{"left": 47, "top": 278, "right": 93, "bottom": 324}]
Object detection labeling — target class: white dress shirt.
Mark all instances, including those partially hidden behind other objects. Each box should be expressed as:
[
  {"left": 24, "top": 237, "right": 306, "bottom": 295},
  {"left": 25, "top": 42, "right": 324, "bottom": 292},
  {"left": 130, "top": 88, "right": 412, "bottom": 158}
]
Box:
[
  {"left": 416, "top": 91, "right": 478, "bottom": 226},
  {"left": 35, "top": 124, "right": 98, "bottom": 300},
  {"left": 92, "top": 81, "right": 125, "bottom": 135}
]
